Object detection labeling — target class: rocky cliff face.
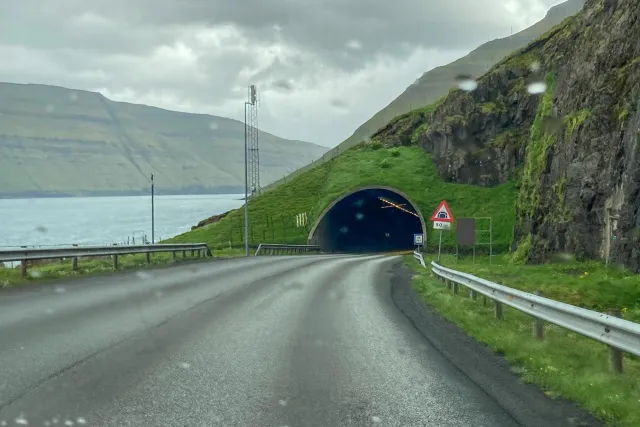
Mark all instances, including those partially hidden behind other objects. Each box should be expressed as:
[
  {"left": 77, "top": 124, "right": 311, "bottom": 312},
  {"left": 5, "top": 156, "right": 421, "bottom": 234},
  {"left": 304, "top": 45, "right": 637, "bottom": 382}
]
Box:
[{"left": 372, "top": 0, "right": 640, "bottom": 271}]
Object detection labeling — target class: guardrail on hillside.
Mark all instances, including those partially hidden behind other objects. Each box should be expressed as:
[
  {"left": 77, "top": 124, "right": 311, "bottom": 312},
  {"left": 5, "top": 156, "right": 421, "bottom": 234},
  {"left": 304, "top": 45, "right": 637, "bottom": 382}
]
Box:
[
  {"left": 0, "top": 243, "right": 211, "bottom": 277},
  {"left": 254, "top": 243, "right": 320, "bottom": 256},
  {"left": 412, "top": 250, "right": 640, "bottom": 374}
]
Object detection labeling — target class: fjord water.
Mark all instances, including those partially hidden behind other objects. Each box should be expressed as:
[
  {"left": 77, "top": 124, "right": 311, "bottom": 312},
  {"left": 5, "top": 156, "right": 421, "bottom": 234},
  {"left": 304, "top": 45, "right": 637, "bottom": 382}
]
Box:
[{"left": 0, "top": 194, "right": 244, "bottom": 249}]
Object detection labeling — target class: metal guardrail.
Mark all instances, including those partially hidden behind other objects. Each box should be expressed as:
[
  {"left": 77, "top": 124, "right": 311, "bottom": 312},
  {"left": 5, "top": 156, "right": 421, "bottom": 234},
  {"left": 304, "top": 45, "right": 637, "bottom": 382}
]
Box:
[
  {"left": 1, "top": 243, "right": 211, "bottom": 277},
  {"left": 254, "top": 243, "right": 321, "bottom": 256},
  {"left": 413, "top": 249, "right": 426, "bottom": 268},
  {"left": 412, "top": 250, "right": 640, "bottom": 373}
]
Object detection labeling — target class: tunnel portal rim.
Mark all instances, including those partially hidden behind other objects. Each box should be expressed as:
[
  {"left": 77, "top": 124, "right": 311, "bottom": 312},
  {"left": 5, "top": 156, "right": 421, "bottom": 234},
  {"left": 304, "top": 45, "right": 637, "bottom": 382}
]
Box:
[{"left": 307, "top": 185, "right": 428, "bottom": 244}]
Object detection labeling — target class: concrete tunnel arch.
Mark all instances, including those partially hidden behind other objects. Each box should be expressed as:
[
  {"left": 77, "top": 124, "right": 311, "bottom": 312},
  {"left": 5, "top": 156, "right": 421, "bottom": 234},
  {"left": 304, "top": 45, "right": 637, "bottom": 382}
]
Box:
[{"left": 307, "top": 185, "right": 427, "bottom": 253}]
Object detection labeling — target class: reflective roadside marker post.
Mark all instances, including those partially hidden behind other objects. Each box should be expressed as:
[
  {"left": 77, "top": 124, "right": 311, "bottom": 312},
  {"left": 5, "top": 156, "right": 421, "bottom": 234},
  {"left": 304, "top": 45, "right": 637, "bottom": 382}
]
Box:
[{"left": 430, "top": 200, "right": 455, "bottom": 262}]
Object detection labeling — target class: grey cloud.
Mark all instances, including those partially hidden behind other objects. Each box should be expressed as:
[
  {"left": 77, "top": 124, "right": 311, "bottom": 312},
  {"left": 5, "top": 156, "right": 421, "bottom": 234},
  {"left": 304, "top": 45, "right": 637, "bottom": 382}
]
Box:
[
  {"left": 2, "top": 0, "right": 547, "bottom": 63},
  {"left": 0, "top": 0, "right": 558, "bottom": 146}
]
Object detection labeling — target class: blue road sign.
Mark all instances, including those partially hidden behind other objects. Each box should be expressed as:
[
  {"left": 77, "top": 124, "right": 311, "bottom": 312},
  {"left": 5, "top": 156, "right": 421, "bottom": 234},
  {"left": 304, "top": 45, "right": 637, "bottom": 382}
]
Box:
[{"left": 414, "top": 233, "right": 424, "bottom": 245}]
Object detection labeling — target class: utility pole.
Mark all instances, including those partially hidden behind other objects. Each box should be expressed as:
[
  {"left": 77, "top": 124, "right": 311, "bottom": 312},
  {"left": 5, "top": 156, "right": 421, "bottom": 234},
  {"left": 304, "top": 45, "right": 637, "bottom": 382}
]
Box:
[
  {"left": 244, "top": 102, "right": 250, "bottom": 256},
  {"left": 243, "top": 84, "right": 259, "bottom": 257},
  {"left": 151, "top": 173, "right": 155, "bottom": 244}
]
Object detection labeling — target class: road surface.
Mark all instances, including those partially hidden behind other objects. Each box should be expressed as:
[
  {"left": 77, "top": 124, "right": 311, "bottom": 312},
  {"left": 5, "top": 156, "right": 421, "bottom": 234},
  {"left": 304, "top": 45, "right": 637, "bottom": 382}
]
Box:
[{"left": 0, "top": 254, "right": 598, "bottom": 426}]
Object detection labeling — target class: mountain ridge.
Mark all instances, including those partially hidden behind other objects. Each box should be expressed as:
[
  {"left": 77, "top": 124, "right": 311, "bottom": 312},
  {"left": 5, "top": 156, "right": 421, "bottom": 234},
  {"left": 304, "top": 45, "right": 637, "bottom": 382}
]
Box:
[{"left": 0, "top": 82, "right": 328, "bottom": 197}]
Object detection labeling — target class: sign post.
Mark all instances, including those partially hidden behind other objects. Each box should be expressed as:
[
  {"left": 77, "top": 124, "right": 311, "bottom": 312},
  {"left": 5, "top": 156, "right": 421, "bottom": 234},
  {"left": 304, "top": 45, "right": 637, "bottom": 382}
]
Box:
[
  {"left": 430, "top": 200, "right": 455, "bottom": 262},
  {"left": 413, "top": 233, "right": 424, "bottom": 251}
]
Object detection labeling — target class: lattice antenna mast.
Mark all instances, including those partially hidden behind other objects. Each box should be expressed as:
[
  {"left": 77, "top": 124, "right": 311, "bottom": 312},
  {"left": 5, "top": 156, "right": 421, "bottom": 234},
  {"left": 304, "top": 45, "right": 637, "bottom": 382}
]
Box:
[{"left": 246, "top": 85, "right": 260, "bottom": 197}]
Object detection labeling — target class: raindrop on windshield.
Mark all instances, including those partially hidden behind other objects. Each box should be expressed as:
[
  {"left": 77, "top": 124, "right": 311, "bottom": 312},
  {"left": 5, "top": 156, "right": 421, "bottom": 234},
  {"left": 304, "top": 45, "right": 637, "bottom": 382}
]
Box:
[
  {"left": 209, "top": 122, "right": 219, "bottom": 130},
  {"left": 35, "top": 225, "right": 47, "bottom": 233},
  {"left": 372, "top": 415, "right": 382, "bottom": 423},
  {"left": 279, "top": 399, "right": 287, "bottom": 406},
  {"left": 530, "top": 61, "right": 541, "bottom": 72},
  {"left": 15, "top": 414, "right": 28, "bottom": 425},
  {"left": 455, "top": 75, "right": 478, "bottom": 91},
  {"left": 180, "top": 362, "right": 191, "bottom": 369},
  {"left": 340, "top": 226, "right": 349, "bottom": 233},
  {"left": 136, "top": 271, "right": 153, "bottom": 280},
  {"left": 355, "top": 212, "right": 364, "bottom": 221},
  {"left": 29, "top": 269, "right": 42, "bottom": 278},
  {"left": 527, "top": 81, "right": 547, "bottom": 94},
  {"left": 45, "top": 104, "right": 55, "bottom": 113},
  {"left": 54, "top": 286, "right": 66, "bottom": 293},
  {"left": 69, "top": 92, "right": 79, "bottom": 101}
]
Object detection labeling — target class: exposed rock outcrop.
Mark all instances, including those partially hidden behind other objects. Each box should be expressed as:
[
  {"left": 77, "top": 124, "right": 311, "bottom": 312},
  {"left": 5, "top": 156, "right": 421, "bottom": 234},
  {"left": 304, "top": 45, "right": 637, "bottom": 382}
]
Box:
[{"left": 374, "top": 0, "right": 640, "bottom": 271}]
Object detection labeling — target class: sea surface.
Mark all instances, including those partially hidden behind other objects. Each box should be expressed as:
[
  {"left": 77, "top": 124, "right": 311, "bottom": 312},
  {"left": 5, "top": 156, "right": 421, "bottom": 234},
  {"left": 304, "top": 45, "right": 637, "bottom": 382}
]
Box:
[{"left": 0, "top": 194, "right": 245, "bottom": 249}]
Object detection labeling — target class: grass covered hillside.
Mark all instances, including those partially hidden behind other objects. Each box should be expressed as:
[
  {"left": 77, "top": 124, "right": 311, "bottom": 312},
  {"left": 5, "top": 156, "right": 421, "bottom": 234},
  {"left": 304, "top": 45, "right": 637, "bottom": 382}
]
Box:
[{"left": 169, "top": 144, "right": 516, "bottom": 252}]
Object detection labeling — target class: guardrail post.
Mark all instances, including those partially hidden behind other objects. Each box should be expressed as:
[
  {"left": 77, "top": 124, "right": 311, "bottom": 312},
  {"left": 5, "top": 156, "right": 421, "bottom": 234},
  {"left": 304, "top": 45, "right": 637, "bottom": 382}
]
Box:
[
  {"left": 113, "top": 254, "right": 119, "bottom": 270},
  {"left": 452, "top": 281, "right": 459, "bottom": 295},
  {"left": 183, "top": 250, "right": 187, "bottom": 258},
  {"left": 72, "top": 257, "right": 78, "bottom": 270},
  {"left": 534, "top": 290, "right": 545, "bottom": 340},
  {"left": 173, "top": 251, "right": 177, "bottom": 259},
  {"left": 191, "top": 249, "right": 195, "bottom": 257},
  {"left": 146, "top": 252, "right": 151, "bottom": 264},
  {"left": 495, "top": 301, "right": 503, "bottom": 320},
  {"left": 20, "top": 260, "right": 27, "bottom": 277},
  {"left": 607, "top": 309, "right": 623, "bottom": 374},
  {"left": 470, "top": 289, "right": 478, "bottom": 300},
  {"left": 196, "top": 249, "right": 201, "bottom": 258}
]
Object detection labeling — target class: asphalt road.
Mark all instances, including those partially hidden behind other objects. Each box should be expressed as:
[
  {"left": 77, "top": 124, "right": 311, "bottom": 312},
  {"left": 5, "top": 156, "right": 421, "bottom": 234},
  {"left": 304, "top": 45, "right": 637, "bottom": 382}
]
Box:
[{"left": 0, "top": 255, "right": 599, "bottom": 426}]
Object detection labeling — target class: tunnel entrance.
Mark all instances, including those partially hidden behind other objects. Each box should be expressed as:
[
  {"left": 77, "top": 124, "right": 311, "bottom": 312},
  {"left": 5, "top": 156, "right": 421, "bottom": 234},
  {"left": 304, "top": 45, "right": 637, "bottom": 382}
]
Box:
[{"left": 308, "top": 186, "right": 426, "bottom": 253}]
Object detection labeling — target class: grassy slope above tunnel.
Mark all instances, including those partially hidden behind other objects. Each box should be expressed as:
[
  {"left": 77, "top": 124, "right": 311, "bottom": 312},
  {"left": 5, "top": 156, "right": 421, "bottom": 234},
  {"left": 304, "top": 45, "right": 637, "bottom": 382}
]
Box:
[{"left": 168, "top": 145, "right": 517, "bottom": 252}]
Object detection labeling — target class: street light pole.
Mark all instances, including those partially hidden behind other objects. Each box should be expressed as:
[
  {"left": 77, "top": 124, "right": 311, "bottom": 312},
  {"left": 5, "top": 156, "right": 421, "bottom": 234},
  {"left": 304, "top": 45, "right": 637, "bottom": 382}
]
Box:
[
  {"left": 151, "top": 173, "right": 155, "bottom": 244},
  {"left": 244, "top": 102, "right": 250, "bottom": 257}
]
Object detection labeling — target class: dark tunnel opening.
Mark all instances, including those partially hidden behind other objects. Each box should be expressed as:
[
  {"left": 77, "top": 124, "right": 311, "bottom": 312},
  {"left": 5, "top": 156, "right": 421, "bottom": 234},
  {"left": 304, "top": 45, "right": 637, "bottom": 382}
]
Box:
[{"left": 309, "top": 187, "right": 425, "bottom": 253}]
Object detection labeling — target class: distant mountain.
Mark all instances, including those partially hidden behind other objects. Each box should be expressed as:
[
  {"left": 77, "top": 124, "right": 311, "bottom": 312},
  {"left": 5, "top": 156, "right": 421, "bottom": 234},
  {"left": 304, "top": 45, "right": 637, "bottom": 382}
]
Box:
[
  {"left": 0, "top": 82, "right": 328, "bottom": 197},
  {"left": 261, "top": 0, "right": 585, "bottom": 194}
]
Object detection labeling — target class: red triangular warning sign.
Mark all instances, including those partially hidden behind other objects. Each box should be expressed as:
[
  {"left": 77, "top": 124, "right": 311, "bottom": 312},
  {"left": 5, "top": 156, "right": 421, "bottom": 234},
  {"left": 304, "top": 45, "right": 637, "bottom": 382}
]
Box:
[{"left": 430, "top": 200, "right": 454, "bottom": 222}]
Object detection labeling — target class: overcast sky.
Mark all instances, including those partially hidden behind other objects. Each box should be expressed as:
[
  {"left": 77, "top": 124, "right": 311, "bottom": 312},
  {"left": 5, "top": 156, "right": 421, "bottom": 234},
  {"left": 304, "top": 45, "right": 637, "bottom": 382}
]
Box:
[{"left": 0, "top": 0, "right": 566, "bottom": 147}]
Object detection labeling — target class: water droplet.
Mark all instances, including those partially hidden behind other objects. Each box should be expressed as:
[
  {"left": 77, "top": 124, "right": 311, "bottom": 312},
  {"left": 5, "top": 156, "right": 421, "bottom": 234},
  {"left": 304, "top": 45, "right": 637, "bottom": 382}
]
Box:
[
  {"left": 278, "top": 399, "right": 287, "bottom": 406},
  {"left": 155, "top": 291, "right": 164, "bottom": 298},
  {"left": 209, "top": 122, "right": 219, "bottom": 130},
  {"left": 64, "top": 420, "right": 74, "bottom": 426},
  {"left": 372, "top": 415, "right": 382, "bottom": 423},
  {"left": 527, "top": 81, "right": 547, "bottom": 94},
  {"left": 76, "top": 418, "right": 86, "bottom": 425},
  {"left": 52, "top": 417, "right": 59, "bottom": 424},
  {"left": 69, "top": 92, "right": 79, "bottom": 101},
  {"left": 455, "top": 74, "right": 478, "bottom": 91},
  {"left": 530, "top": 61, "right": 541, "bottom": 72},
  {"left": 135, "top": 271, "right": 153, "bottom": 280},
  {"left": 45, "top": 104, "right": 55, "bottom": 113},
  {"left": 29, "top": 269, "right": 42, "bottom": 278},
  {"left": 46, "top": 308, "right": 55, "bottom": 315},
  {"left": 180, "top": 362, "right": 191, "bottom": 369},
  {"left": 340, "top": 226, "right": 349, "bottom": 233},
  {"left": 54, "top": 286, "right": 66, "bottom": 294},
  {"left": 0, "top": 420, "right": 6, "bottom": 426},
  {"left": 355, "top": 212, "right": 364, "bottom": 221},
  {"left": 44, "top": 422, "right": 51, "bottom": 427},
  {"left": 35, "top": 225, "right": 47, "bottom": 233},
  {"left": 15, "top": 415, "right": 28, "bottom": 425}
]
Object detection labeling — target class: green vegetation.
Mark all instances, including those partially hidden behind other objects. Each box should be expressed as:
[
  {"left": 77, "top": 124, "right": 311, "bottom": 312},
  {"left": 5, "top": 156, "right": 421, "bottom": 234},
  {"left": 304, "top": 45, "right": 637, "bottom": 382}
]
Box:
[
  {"left": 0, "top": 249, "right": 243, "bottom": 288},
  {"left": 171, "top": 145, "right": 518, "bottom": 252},
  {"left": 0, "top": 82, "right": 327, "bottom": 197},
  {"left": 517, "top": 72, "right": 557, "bottom": 219},
  {"left": 407, "top": 254, "right": 640, "bottom": 427},
  {"left": 564, "top": 109, "right": 591, "bottom": 137}
]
